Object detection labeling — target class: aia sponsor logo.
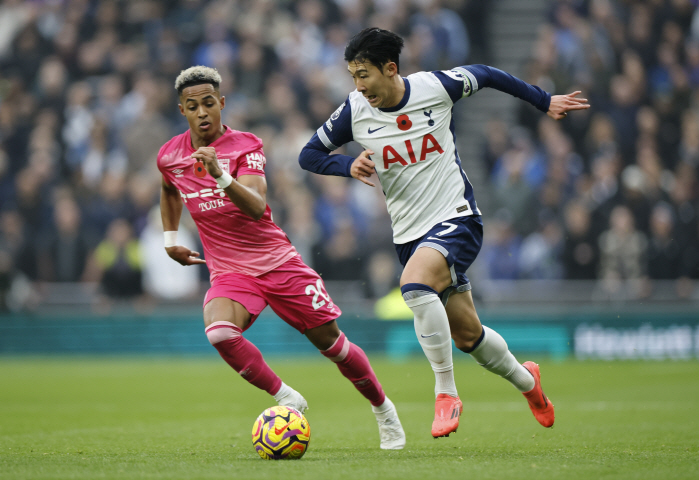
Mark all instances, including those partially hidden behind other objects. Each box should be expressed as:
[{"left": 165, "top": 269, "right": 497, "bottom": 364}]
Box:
[{"left": 382, "top": 134, "right": 444, "bottom": 169}]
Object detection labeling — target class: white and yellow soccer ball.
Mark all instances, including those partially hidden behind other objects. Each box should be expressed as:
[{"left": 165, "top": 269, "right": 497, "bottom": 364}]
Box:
[{"left": 251, "top": 406, "right": 311, "bottom": 460}]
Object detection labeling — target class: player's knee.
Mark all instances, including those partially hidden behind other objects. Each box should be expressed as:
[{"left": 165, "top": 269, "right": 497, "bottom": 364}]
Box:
[
  {"left": 203, "top": 298, "right": 251, "bottom": 330},
  {"left": 453, "top": 325, "right": 484, "bottom": 352},
  {"left": 306, "top": 321, "right": 341, "bottom": 351}
]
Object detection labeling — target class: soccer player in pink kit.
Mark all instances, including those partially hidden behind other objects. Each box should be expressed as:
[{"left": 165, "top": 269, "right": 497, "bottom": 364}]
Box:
[{"left": 157, "top": 66, "right": 405, "bottom": 450}]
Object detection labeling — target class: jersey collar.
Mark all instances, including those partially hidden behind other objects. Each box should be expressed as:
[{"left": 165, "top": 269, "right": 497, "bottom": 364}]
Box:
[
  {"left": 186, "top": 124, "right": 230, "bottom": 152},
  {"left": 379, "top": 78, "right": 410, "bottom": 113}
]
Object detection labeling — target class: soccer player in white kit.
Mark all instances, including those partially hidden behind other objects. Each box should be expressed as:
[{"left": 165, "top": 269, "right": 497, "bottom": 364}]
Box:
[{"left": 299, "top": 28, "right": 590, "bottom": 438}]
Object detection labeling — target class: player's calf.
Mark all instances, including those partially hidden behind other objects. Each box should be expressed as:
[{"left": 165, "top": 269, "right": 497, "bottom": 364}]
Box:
[
  {"left": 461, "top": 326, "right": 535, "bottom": 393},
  {"left": 319, "top": 332, "right": 406, "bottom": 449},
  {"left": 205, "top": 321, "right": 282, "bottom": 395},
  {"left": 319, "top": 332, "right": 386, "bottom": 406}
]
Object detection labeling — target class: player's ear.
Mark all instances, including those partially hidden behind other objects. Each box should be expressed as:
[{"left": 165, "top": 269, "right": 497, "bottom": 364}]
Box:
[
  {"left": 384, "top": 62, "right": 398, "bottom": 78},
  {"left": 178, "top": 103, "right": 185, "bottom": 116},
  {"left": 219, "top": 95, "right": 225, "bottom": 110}
]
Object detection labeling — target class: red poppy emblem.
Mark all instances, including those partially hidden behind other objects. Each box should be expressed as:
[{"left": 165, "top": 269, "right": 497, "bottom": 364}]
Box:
[
  {"left": 396, "top": 115, "right": 412, "bottom": 131},
  {"left": 194, "top": 161, "right": 207, "bottom": 178}
]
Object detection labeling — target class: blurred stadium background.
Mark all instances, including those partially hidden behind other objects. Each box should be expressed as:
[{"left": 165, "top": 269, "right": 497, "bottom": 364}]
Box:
[{"left": 0, "top": 0, "right": 698, "bottom": 361}]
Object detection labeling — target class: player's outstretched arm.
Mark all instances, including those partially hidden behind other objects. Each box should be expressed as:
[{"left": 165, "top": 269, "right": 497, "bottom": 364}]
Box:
[
  {"left": 161, "top": 177, "right": 206, "bottom": 266},
  {"left": 547, "top": 91, "right": 590, "bottom": 120},
  {"left": 457, "top": 65, "right": 590, "bottom": 119},
  {"left": 351, "top": 149, "right": 376, "bottom": 187}
]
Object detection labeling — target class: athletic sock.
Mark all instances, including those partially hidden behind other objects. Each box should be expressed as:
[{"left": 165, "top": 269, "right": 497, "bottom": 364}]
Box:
[
  {"left": 401, "top": 283, "right": 458, "bottom": 398},
  {"left": 272, "top": 382, "right": 294, "bottom": 403},
  {"left": 371, "top": 397, "right": 392, "bottom": 415},
  {"left": 205, "top": 321, "right": 282, "bottom": 395},
  {"left": 465, "top": 325, "right": 535, "bottom": 392},
  {"left": 372, "top": 396, "right": 395, "bottom": 422},
  {"left": 320, "top": 332, "right": 386, "bottom": 407}
]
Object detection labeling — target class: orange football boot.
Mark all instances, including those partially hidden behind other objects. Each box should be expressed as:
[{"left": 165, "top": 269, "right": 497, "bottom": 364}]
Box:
[
  {"left": 522, "top": 361, "right": 555, "bottom": 427},
  {"left": 431, "top": 393, "right": 463, "bottom": 438}
]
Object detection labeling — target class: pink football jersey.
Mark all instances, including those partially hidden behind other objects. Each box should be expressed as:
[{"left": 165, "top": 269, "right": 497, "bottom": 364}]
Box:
[{"left": 157, "top": 127, "right": 297, "bottom": 280}]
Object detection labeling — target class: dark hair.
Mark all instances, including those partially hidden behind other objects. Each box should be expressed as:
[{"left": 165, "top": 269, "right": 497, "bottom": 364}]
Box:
[{"left": 344, "top": 28, "right": 404, "bottom": 73}]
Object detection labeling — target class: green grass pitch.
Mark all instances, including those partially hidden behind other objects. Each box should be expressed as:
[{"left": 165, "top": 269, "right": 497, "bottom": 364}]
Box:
[{"left": 1, "top": 356, "right": 698, "bottom": 479}]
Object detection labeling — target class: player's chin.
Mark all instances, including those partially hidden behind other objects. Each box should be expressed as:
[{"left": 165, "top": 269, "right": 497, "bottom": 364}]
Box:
[{"left": 199, "top": 126, "right": 217, "bottom": 137}]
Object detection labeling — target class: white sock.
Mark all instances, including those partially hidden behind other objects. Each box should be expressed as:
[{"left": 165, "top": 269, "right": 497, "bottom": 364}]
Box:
[
  {"left": 469, "top": 326, "right": 535, "bottom": 392},
  {"left": 404, "top": 291, "right": 458, "bottom": 398},
  {"left": 372, "top": 396, "right": 394, "bottom": 418},
  {"left": 272, "top": 382, "right": 293, "bottom": 402}
]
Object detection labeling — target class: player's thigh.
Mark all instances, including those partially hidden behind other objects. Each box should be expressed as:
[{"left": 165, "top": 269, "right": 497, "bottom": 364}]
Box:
[
  {"left": 399, "top": 246, "right": 453, "bottom": 292},
  {"left": 260, "top": 256, "right": 341, "bottom": 335},
  {"left": 444, "top": 289, "right": 483, "bottom": 351},
  {"left": 203, "top": 297, "right": 252, "bottom": 330}
]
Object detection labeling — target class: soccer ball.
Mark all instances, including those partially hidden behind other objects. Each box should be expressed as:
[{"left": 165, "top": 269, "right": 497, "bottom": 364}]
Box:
[{"left": 251, "top": 406, "right": 311, "bottom": 460}]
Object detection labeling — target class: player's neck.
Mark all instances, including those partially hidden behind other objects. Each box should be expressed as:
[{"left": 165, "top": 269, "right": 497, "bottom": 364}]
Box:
[
  {"left": 191, "top": 125, "right": 226, "bottom": 149},
  {"left": 382, "top": 76, "right": 405, "bottom": 109}
]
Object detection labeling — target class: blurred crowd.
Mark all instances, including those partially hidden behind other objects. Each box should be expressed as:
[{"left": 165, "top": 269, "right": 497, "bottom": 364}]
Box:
[
  {"left": 480, "top": 0, "right": 699, "bottom": 299},
  {"left": 0, "top": 0, "right": 697, "bottom": 312},
  {"left": 0, "top": 0, "right": 483, "bottom": 310}
]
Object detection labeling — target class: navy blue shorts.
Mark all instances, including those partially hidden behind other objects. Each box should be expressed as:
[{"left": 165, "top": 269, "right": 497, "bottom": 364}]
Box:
[{"left": 394, "top": 215, "right": 483, "bottom": 296}]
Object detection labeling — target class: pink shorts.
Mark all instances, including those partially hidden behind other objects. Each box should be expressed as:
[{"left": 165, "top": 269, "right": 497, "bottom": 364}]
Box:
[{"left": 204, "top": 255, "right": 341, "bottom": 333}]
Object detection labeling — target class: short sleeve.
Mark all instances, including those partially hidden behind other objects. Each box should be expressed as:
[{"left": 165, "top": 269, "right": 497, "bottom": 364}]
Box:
[
  {"left": 235, "top": 147, "right": 267, "bottom": 177},
  {"left": 432, "top": 68, "right": 480, "bottom": 104},
  {"left": 316, "top": 96, "right": 353, "bottom": 151}
]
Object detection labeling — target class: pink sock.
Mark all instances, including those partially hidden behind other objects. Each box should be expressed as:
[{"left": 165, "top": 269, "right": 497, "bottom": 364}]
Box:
[
  {"left": 321, "top": 332, "right": 386, "bottom": 407},
  {"left": 205, "top": 321, "right": 282, "bottom": 395}
]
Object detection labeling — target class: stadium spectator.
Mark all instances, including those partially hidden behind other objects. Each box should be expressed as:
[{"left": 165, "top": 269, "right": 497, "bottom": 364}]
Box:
[
  {"left": 37, "top": 195, "right": 90, "bottom": 283},
  {"left": 0, "top": 0, "right": 696, "bottom": 307},
  {"left": 480, "top": 215, "right": 522, "bottom": 280},
  {"left": 647, "top": 202, "right": 682, "bottom": 280},
  {"left": 598, "top": 205, "right": 648, "bottom": 295},
  {"left": 562, "top": 199, "right": 599, "bottom": 280},
  {"left": 88, "top": 217, "right": 144, "bottom": 300},
  {"left": 519, "top": 219, "right": 565, "bottom": 280}
]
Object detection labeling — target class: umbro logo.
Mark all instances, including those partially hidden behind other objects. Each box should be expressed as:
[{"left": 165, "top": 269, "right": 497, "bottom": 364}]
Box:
[
  {"left": 368, "top": 126, "right": 386, "bottom": 134},
  {"left": 172, "top": 168, "right": 184, "bottom": 177}
]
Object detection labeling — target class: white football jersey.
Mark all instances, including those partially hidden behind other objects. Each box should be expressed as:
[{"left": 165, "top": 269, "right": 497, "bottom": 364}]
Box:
[{"left": 316, "top": 68, "right": 482, "bottom": 244}]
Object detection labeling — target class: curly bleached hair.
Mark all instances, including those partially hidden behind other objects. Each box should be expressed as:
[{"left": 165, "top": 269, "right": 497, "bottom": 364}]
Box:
[{"left": 174, "top": 66, "right": 222, "bottom": 94}]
